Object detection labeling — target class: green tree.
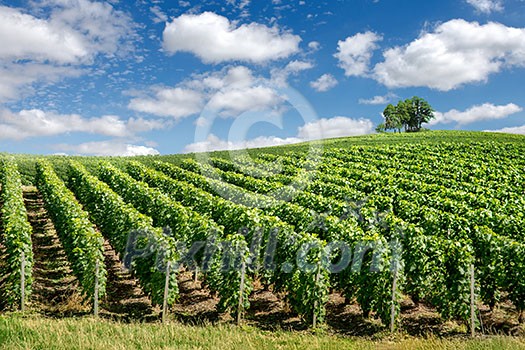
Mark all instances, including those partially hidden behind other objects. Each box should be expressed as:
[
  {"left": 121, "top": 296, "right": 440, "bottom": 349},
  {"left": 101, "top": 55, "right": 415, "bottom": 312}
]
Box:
[
  {"left": 375, "top": 122, "right": 386, "bottom": 133},
  {"left": 381, "top": 97, "right": 434, "bottom": 132},
  {"left": 405, "top": 96, "right": 434, "bottom": 132},
  {"left": 383, "top": 103, "right": 403, "bottom": 133}
]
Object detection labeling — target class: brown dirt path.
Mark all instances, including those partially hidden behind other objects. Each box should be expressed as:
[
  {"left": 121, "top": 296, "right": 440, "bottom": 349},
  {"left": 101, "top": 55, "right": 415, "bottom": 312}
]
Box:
[
  {"left": 23, "top": 186, "right": 87, "bottom": 316},
  {"left": 99, "top": 238, "right": 158, "bottom": 322},
  {"left": 24, "top": 186, "right": 158, "bottom": 321}
]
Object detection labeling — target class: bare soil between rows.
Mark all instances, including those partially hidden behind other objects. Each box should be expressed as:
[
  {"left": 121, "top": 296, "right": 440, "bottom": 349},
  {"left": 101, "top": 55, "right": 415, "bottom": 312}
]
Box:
[{"left": 171, "top": 271, "right": 524, "bottom": 337}]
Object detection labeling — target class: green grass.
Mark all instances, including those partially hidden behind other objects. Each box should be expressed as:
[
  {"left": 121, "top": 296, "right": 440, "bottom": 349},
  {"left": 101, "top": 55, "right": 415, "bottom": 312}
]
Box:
[{"left": 0, "top": 315, "right": 524, "bottom": 350}]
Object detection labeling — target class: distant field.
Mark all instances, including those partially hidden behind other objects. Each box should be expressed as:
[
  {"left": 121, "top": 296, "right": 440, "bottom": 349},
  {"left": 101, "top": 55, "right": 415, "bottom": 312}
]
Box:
[{"left": 1, "top": 130, "right": 525, "bottom": 347}]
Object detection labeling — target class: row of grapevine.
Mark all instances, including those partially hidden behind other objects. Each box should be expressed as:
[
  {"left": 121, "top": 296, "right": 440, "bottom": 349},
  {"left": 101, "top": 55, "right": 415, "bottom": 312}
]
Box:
[
  {"left": 151, "top": 160, "right": 405, "bottom": 326},
  {"left": 67, "top": 161, "right": 179, "bottom": 306},
  {"left": 224, "top": 155, "right": 481, "bottom": 321},
  {"left": 394, "top": 198, "right": 525, "bottom": 315},
  {"left": 197, "top": 158, "right": 479, "bottom": 321},
  {"left": 327, "top": 144, "right": 523, "bottom": 186},
  {"left": 258, "top": 151, "right": 525, "bottom": 242},
  {"left": 97, "top": 161, "right": 223, "bottom": 244},
  {"left": 0, "top": 158, "right": 33, "bottom": 310},
  {"left": 321, "top": 148, "right": 523, "bottom": 210},
  {"left": 261, "top": 146, "right": 505, "bottom": 191},
  {"left": 253, "top": 151, "right": 525, "bottom": 320},
  {"left": 178, "top": 158, "right": 351, "bottom": 219},
  {"left": 209, "top": 157, "right": 364, "bottom": 204},
  {"left": 35, "top": 160, "right": 107, "bottom": 303},
  {"left": 125, "top": 161, "right": 331, "bottom": 324},
  {"left": 94, "top": 161, "right": 256, "bottom": 318},
  {"left": 153, "top": 161, "right": 352, "bottom": 237},
  {"left": 320, "top": 154, "right": 525, "bottom": 242},
  {"left": 311, "top": 147, "right": 524, "bottom": 215}
]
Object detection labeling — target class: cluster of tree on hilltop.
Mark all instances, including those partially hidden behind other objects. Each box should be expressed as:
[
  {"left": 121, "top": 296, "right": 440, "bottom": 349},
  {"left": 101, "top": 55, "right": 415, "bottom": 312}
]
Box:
[{"left": 376, "top": 96, "right": 435, "bottom": 133}]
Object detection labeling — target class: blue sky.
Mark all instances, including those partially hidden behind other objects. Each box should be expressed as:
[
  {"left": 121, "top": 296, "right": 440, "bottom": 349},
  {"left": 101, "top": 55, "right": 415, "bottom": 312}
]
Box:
[{"left": 0, "top": 0, "right": 524, "bottom": 155}]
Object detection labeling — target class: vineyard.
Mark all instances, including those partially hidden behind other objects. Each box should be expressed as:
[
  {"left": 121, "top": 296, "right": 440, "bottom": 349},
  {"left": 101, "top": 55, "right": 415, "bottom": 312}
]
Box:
[{"left": 1, "top": 131, "right": 525, "bottom": 338}]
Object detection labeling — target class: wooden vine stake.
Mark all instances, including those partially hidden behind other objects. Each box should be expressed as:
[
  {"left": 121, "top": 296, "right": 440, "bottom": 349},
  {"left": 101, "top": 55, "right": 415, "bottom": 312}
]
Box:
[
  {"left": 312, "top": 264, "right": 321, "bottom": 329},
  {"left": 20, "top": 250, "right": 26, "bottom": 312},
  {"left": 94, "top": 259, "right": 99, "bottom": 317},
  {"left": 194, "top": 266, "right": 199, "bottom": 284},
  {"left": 390, "top": 267, "right": 399, "bottom": 333},
  {"left": 237, "top": 260, "right": 246, "bottom": 326},
  {"left": 162, "top": 261, "right": 171, "bottom": 323},
  {"left": 470, "top": 264, "right": 476, "bottom": 337}
]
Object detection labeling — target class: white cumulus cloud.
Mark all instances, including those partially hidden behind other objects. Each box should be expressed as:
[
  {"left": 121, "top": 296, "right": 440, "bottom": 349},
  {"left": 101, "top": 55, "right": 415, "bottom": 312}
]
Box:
[
  {"left": 298, "top": 116, "right": 374, "bottom": 140},
  {"left": 0, "top": 1, "right": 135, "bottom": 102},
  {"left": 42, "top": 0, "right": 136, "bottom": 58},
  {"left": 0, "top": 109, "right": 167, "bottom": 140},
  {"left": 162, "top": 12, "right": 301, "bottom": 64},
  {"left": 373, "top": 19, "right": 525, "bottom": 91},
  {"left": 183, "top": 134, "right": 302, "bottom": 153},
  {"left": 128, "top": 88, "right": 204, "bottom": 119},
  {"left": 0, "top": 0, "right": 135, "bottom": 64},
  {"left": 284, "top": 60, "right": 314, "bottom": 73},
  {"left": 485, "top": 125, "right": 525, "bottom": 134},
  {"left": 208, "top": 86, "right": 284, "bottom": 117},
  {"left": 310, "top": 74, "right": 338, "bottom": 92},
  {"left": 358, "top": 92, "right": 397, "bottom": 105},
  {"left": 54, "top": 141, "right": 160, "bottom": 156},
  {"left": 129, "top": 66, "right": 288, "bottom": 119},
  {"left": 466, "top": 0, "right": 503, "bottom": 13},
  {"left": 430, "top": 103, "right": 522, "bottom": 126},
  {"left": 334, "top": 31, "right": 382, "bottom": 77},
  {"left": 183, "top": 116, "right": 374, "bottom": 152},
  {"left": 271, "top": 60, "right": 314, "bottom": 86},
  {"left": 308, "top": 41, "right": 320, "bottom": 51},
  {"left": 0, "top": 6, "right": 88, "bottom": 64}
]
